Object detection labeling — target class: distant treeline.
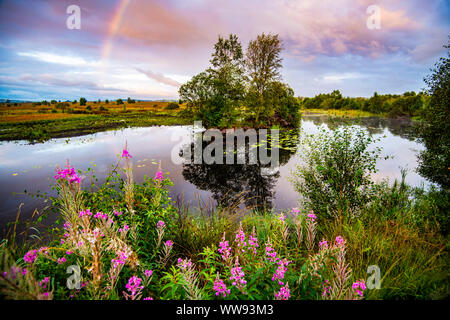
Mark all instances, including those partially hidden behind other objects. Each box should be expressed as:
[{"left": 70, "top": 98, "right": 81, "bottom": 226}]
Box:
[{"left": 300, "top": 90, "right": 429, "bottom": 117}]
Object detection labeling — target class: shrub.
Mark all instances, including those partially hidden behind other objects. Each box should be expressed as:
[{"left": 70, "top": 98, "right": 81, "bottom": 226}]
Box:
[
  {"left": 291, "top": 124, "right": 383, "bottom": 221},
  {"left": 165, "top": 102, "right": 180, "bottom": 110}
]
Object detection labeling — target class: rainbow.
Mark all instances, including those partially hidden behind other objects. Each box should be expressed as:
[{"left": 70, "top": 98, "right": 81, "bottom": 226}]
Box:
[{"left": 101, "top": 0, "right": 131, "bottom": 62}]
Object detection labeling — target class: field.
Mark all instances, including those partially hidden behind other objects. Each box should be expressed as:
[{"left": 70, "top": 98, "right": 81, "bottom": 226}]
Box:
[{"left": 0, "top": 101, "right": 190, "bottom": 142}]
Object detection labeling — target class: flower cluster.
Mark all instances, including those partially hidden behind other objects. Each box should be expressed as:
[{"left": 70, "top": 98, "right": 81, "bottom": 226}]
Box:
[
  {"left": 248, "top": 229, "right": 259, "bottom": 255},
  {"left": 79, "top": 209, "right": 93, "bottom": 218},
  {"left": 352, "top": 280, "right": 366, "bottom": 297},
  {"left": 57, "top": 257, "right": 66, "bottom": 264},
  {"left": 230, "top": 259, "right": 246, "bottom": 288},
  {"left": 24, "top": 249, "right": 38, "bottom": 264},
  {"left": 322, "top": 279, "right": 331, "bottom": 297},
  {"left": 218, "top": 233, "right": 232, "bottom": 261},
  {"left": 112, "top": 251, "right": 129, "bottom": 268},
  {"left": 177, "top": 258, "right": 193, "bottom": 271},
  {"left": 335, "top": 236, "right": 345, "bottom": 247},
  {"left": 265, "top": 242, "right": 279, "bottom": 263},
  {"left": 2, "top": 266, "right": 27, "bottom": 280},
  {"left": 319, "top": 239, "right": 328, "bottom": 250},
  {"left": 144, "top": 269, "right": 153, "bottom": 278},
  {"left": 235, "top": 224, "right": 247, "bottom": 252},
  {"left": 125, "top": 276, "right": 144, "bottom": 296},
  {"left": 121, "top": 149, "right": 132, "bottom": 159},
  {"left": 272, "top": 258, "right": 291, "bottom": 285},
  {"left": 275, "top": 283, "right": 290, "bottom": 300},
  {"left": 156, "top": 220, "right": 165, "bottom": 229},
  {"left": 118, "top": 224, "right": 129, "bottom": 233},
  {"left": 214, "top": 277, "right": 231, "bottom": 298},
  {"left": 154, "top": 171, "right": 164, "bottom": 182},
  {"left": 307, "top": 211, "right": 317, "bottom": 221},
  {"left": 94, "top": 211, "right": 108, "bottom": 220},
  {"left": 54, "top": 163, "right": 81, "bottom": 184},
  {"left": 39, "top": 277, "right": 50, "bottom": 289}
]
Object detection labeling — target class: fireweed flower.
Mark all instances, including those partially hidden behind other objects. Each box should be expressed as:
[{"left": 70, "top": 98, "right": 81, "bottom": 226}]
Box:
[
  {"left": 24, "top": 249, "right": 37, "bottom": 264},
  {"left": 94, "top": 211, "right": 108, "bottom": 220},
  {"left": 307, "top": 211, "right": 317, "bottom": 221},
  {"left": 57, "top": 257, "right": 66, "bottom": 264},
  {"left": 144, "top": 269, "right": 153, "bottom": 278},
  {"left": 118, "top": 224, "right": 129, "bottom": 233},
  {"left": 143, "top": 297, "right": 153, "bottom": 300},
  {"left": 230, "top": 258, "right": 246, "bottom": 288},
  {"left": 319, "top": 239, "right": 328, "bottom": 250},
  {"left": 154, "top": 171, "right": 164, "bottom": 182},
  {"left": 322, "top": 280, "right": 332, "bottom": 297},
  {"left": 265, "top": 241, "right": 279, "bottom": 263},
  {"left": 122, "top": 149, "right": 132, "bottom": 159},
  {"left": 275, "top": 283, "right": 290, "bottom": 300},
  {"left": 54, "top": 163, "right": 81, "bottom": 184},
  {"left": 235, "top": 223, "right": 247, "bottom": 252},
  {"left": 272, "top": 258, "right": 291, "bottom": 285},
  {"left": 112, "top": 252, "right": 129, "bottom": 268},
  {"left": 279, "top": 212, "right": 286, "bottom": 222},
  {"left": 113, "top": 210, "right": 123, "bottom": 217},
  {"left": 352, "top": 280, "right": 366, "bottom": 297},
  {"left": 218, "top": 232, "right": 232, "bottom": 261},
  {"left": 38, "top": 277, "right": 50, "bottom": 289},
  {"left": 248, "top": 228, "right": 259, "bottom": 255},
  {"left": 125, "top": 276, "right": 144, "bottom": 296},
  {"left": 214, "top": 277, "right": 231, "bottom": 298},
  {"left": 291, "top": 208, "right": 300, "bottom": 214},
  {"left": 156, "top": 220, "right": 165, "bottom": 229},
  {"left": 177, "top": 258, "right": 193, "bottom": 271},
  {"left": 79, "top": 209, "right": 92, "bottom": 218},
  {"left": 164, "top": 240, "right": 173, "bottom": 249},
  {"left": 335, "top": 236, "right": 345, "bottom": 247}
]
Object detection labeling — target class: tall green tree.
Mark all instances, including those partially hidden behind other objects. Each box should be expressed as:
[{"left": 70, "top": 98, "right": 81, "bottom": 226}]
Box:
[
  {"left": 179, "top": 34, "right": 245, "bottom": 127},
  {"left": 245, "top": 33, "right": 283, "bottom": 123},
  {"left": 417, "top": 39, "right": 450, "bottom": 189}
]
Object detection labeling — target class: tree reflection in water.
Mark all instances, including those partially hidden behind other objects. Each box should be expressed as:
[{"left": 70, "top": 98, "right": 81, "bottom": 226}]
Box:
[{"left": 180, "top": 128, "right": 300, "bottom": 212}]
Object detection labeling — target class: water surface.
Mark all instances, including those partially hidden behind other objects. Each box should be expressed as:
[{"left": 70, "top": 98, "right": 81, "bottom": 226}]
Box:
[{"left": 0, "top": 115, "right": 428, "bottom": 235}]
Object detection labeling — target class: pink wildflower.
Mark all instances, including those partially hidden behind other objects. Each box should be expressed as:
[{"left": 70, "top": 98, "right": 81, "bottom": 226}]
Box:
[
  {"left": 122, "top": 149, "right": 132, "bottom": 159},
  {"left": 144, "top": 269, "right": 153, "bottom": 278},
  {"left": 79, "top": 209, "right": 92, "bottom": 218},
  {"left": 218, "top": 233, "right": 231, "bottom": 261},
  {"left": 24, "top": 249, "right": 37, "bottom": 264},
  {"left": 214, "top": 277, "right": 231, "bottom": 298},
  {"left": 125, "top": 276, "right": 144, "bottom": 296},
  {"left": 275, "top": 283, "right": 290, "bottom": 300},
  {"left": 154, "top": 171, "right": 164, "bottom": 182}
]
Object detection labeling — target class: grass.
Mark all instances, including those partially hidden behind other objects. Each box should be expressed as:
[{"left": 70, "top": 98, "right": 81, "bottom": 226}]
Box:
[
  {"left": 302, "top": 108, "right": 381, "bottom": 118},
  {"left": 0, "top": 101, "right": 190, "bottom": 142}
]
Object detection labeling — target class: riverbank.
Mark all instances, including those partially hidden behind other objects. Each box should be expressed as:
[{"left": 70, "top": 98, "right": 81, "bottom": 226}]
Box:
[
  {"left": 302, "top": 108, "right": 386, "bottom": 118},
  {"left": 0, "top": 148, "right": 447, "bottom": 300}
]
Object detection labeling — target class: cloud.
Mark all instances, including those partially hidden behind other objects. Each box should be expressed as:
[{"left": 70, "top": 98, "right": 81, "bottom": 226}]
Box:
[
  {"left": 136, "top": 68, "right": 181, "bottom": 87},
  {"left": 17, "top": 52, "right": 102, "bottom": 67}
]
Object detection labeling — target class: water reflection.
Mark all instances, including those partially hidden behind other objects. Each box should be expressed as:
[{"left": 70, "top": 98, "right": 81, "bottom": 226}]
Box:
[
  {"left": 180, "top": 129, "right": 300, "bottom": 211},
  {"left": 303, "top": 114, "right": 417, "bottom": 140}
]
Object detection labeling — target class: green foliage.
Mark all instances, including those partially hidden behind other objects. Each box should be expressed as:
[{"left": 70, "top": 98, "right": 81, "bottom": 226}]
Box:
[
  {"left": 79, "top": 97, "right": 87, "bottom": 106},
  {"left": 116, "top": 99, "right": 124, "bottom": 105},
  {"left": 301, "top": 90, "right": 427, "bottom": 117},
  {"left": 165, "top": 102, "right": 180, "bottom": 110},
  {"left": 179, "top": 33, "right": 300, "bottom": 128},
  {"left": 291, "top": 124, "right": 383, "bottom": 220},
  {"left": 417, "top": 38, "right": 450, "bottom": 189},
  {"left": 127, "top": 97, "right": 136, "bottom": 104}
]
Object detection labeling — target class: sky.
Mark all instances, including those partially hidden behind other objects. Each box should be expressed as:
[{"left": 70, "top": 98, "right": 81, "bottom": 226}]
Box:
[{"left": 0, "top": 0, "right": 449, "bottom": 101}]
